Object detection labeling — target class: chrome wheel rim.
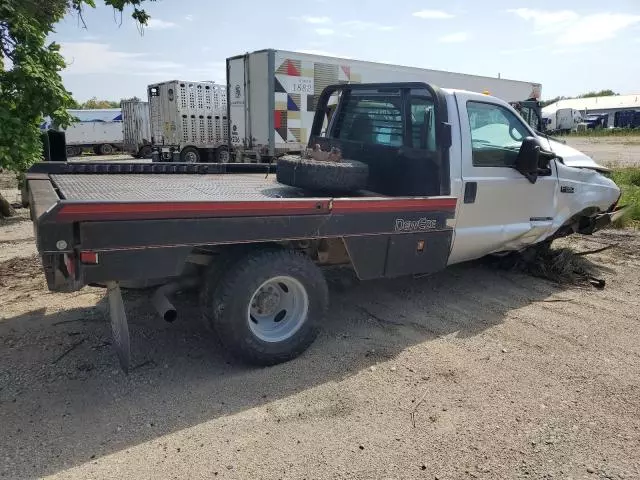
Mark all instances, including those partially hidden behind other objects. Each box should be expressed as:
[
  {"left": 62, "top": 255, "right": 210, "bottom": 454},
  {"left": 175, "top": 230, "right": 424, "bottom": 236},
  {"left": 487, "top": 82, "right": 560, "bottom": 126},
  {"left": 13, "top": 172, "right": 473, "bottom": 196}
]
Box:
[{"left": 247, "top": 276, "right": 309, "bottom": 343}]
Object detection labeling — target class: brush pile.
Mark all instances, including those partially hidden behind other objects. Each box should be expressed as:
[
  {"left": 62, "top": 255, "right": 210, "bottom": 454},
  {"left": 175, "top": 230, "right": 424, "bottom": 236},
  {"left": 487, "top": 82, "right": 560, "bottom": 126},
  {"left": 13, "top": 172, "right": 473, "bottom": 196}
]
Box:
[{"left": 490, "top": 244, "right": 606, "bottom": 289}]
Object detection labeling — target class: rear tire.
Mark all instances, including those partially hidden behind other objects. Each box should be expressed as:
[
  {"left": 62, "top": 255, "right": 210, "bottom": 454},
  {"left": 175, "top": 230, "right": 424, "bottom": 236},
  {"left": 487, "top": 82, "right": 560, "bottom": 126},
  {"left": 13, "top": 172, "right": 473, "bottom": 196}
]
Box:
[
  {"left": 99, "top": 143, "right": 114, "bottom": 155},
  {"left": 138, "top": 145, "right": 153, "bottom": 159},
  {"left": 66, "top": 146, "right": 81, "bottom": 157},
  {"left": 180, "top": 146, "right": 200, "bottom": 163},
  {"left": 202, "top": 248, "right": 328, "bottom": 365},
  {"left": 276, "top": 155, "right": 369, "bottom": 193},
  {"left": 216, "top": 146, "right": 230, "bottom": 163}
]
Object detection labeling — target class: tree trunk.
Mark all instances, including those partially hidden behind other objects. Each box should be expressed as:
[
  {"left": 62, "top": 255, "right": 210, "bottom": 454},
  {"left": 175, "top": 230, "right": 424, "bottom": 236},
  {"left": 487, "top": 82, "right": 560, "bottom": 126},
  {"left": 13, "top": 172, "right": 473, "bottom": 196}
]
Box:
[{"left": 0, "top": 192, "right": 16, "bottom": 218}]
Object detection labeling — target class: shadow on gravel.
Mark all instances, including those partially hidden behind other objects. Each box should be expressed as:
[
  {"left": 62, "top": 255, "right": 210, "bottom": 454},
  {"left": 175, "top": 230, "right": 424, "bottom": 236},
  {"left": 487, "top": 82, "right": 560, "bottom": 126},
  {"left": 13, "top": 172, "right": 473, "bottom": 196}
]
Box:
[{"left": 0, "top": 261, "right": 572, "bottom": 479}]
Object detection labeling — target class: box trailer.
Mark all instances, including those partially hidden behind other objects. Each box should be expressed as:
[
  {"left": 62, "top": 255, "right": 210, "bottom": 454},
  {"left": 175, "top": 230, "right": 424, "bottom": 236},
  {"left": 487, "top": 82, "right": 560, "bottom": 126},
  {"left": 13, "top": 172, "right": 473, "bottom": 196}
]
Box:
[
  {"left": 542, "top": 107, "right": 582, "bottom": 133},
  {"left": 62, "top": 120, "right": 123, "bottom": 157},
  {"left": 122, "top": 100, "right": 152, "bottom": 158},
  {"left": 148, "top": 80, "right": 229, "bottom": 163},
  {"left": 227, "top": 49, "right": 543, "bottom": 160}
]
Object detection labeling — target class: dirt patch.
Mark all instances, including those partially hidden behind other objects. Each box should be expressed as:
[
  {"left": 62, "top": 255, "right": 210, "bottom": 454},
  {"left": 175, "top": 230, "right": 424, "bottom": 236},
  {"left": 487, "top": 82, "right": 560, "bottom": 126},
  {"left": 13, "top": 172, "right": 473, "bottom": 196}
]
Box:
[
  {"left": 564, "top": 136, "right": 640, "bottom": 168},
  {"left": 1, "top": 179, "right": 639, "bottom": 480}
]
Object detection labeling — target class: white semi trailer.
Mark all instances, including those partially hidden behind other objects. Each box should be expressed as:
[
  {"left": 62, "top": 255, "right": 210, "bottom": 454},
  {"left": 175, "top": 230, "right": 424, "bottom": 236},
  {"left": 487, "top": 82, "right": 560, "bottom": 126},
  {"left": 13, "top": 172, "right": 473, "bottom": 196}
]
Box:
[
  {"left": 62, "top": 109, "right": 123, "bottom": 157},
  {"left": 542, "top": 107, "right": 583, "bottom": 133},
  {"left": 122, "top": 100, "right": 152, "bottom": 158},
  {"left": 148, "top": 80, "right": 229, "bottom": 163},
  {"left": 227, "top": 49, "right": 543, "bottom": 161}
]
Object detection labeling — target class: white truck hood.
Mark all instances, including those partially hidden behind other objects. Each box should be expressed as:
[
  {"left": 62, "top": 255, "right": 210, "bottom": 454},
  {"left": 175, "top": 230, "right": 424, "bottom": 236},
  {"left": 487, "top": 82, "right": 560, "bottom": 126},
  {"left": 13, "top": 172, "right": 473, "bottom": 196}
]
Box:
[{"left": 539, "top": 136, "right": 610, "bottom": 172}]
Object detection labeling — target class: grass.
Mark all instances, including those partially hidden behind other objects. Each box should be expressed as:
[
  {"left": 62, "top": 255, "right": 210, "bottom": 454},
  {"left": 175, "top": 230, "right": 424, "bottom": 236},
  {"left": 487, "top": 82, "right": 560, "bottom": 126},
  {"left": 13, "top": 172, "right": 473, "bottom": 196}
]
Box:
[{"left": 609, "top": 167, "right": 640, "bottom": 228}]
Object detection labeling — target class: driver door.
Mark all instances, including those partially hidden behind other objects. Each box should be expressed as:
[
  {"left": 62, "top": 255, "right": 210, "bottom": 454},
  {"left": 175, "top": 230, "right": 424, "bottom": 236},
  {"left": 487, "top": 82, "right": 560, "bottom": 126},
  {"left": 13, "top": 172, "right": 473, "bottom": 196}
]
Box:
[{"left": 449, "top": 93, "right": 559, "bottom": 264}]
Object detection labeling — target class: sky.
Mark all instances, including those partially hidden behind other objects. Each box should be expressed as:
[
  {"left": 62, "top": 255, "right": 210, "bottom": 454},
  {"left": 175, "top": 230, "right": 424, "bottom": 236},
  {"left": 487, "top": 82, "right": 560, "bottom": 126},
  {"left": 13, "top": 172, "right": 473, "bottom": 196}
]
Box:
[{"left": 51, "top": 0, "right": 640, "bottom": 102}]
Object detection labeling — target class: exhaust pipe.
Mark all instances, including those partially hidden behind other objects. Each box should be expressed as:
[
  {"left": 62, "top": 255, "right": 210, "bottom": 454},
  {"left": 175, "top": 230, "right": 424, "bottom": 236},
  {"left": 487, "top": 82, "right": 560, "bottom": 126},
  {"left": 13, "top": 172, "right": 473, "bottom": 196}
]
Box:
[{"left": 151, "top": 278, "right": 199, "bottom": 322}]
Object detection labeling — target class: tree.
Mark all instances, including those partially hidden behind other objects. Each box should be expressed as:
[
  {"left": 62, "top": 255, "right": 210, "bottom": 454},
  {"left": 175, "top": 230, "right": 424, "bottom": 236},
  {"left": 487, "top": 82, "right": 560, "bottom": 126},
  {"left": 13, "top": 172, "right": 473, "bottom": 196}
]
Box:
[
  {"left": 579, "top": 89, "right": 618, "bottom": 98},
  {"left": 81, "top": 97, "right": 121, "bottom": 109},
  {"left": 542, "top": 89, "right": 619, "bottom": 107},
  {"left": 120, "top": 96, "right": 142, "bottom": 105},
  {"left": 0, "top": 0, "right": 151, "bottom": 216}
]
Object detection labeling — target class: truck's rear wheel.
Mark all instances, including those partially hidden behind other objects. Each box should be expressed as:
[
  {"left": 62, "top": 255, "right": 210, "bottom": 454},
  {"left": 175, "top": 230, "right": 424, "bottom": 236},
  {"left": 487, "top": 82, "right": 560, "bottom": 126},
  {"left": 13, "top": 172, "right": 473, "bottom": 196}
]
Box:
[
  {"left": 180, "top": 146, "right": 200, "bottom": 163},
  {"left": 202, "top": 249, "right": 328, "bottom": 365}
]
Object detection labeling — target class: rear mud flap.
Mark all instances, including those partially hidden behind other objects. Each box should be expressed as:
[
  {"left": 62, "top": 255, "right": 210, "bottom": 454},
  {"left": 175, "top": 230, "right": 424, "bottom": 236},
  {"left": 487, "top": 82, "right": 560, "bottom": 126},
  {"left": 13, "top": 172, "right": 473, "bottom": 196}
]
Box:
[{"left": 106, "top": 282, "right": 131, "bottom": 373}]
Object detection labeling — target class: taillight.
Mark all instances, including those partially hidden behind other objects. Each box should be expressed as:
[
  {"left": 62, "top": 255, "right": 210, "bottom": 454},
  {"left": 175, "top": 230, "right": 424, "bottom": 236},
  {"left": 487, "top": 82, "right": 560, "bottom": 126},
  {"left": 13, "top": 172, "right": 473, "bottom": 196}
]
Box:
[{"left": 80, "top": 251, "right": 99, "bottom": 264}]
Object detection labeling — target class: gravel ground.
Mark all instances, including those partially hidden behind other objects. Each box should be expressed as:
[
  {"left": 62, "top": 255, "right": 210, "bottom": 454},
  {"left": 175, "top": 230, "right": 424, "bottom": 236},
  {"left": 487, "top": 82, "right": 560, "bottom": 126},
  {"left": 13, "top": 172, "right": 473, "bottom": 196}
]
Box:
[
  {"left": 563, "top": 136, "right": 640, "bottom": 168},
  {"left": 1, "top": 176, "right": 640, "bottom": 479}
]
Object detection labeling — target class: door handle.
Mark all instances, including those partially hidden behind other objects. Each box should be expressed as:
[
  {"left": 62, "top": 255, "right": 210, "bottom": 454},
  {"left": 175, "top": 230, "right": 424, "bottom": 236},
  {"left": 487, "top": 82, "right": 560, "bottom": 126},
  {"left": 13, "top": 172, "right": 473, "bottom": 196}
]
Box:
[{"left": 464, "top": 182, "right": 477, "bottom": 204}]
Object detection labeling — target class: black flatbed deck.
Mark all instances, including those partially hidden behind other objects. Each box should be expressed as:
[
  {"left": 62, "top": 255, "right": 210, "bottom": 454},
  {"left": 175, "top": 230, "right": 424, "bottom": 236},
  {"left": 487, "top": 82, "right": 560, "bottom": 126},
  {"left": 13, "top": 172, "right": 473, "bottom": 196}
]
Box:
[
  {"left": 27, "top": 162, "right": 458, "bottom": 289},
  {"left": 51, "top": 173, "right": 312, "bottom": 203}
]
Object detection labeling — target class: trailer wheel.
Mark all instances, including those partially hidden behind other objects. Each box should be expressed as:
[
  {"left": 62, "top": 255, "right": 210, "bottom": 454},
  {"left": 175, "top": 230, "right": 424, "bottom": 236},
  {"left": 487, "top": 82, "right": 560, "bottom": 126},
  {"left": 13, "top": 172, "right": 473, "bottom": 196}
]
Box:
[
  {"left": 180, "top": 146, "right": 200, "bottom": 163},
  {"left": 138, "top": 145, "right": 153, "bottom": 159},
  {"left": 99, "top": 143, "right": 114, "bottom": 155},
  {"left": 276, "top": 155, "right": 369, "bottom": 193},
  {"left": 216, "top": 146, "right": 230, "bottom": 163},
  {"left": 66, "top": 146, "right": 81, "bottom": 157},
  {"left": 202, "top": 249, "right": 328, "bottom": 365}
]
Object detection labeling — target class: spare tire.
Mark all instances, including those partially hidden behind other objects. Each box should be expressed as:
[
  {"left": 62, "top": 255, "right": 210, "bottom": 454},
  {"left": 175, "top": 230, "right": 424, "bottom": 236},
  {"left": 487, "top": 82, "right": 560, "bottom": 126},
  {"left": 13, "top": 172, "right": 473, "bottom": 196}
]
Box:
[{"left": 276, "top": 155, "right": 369, "bottom": 193}]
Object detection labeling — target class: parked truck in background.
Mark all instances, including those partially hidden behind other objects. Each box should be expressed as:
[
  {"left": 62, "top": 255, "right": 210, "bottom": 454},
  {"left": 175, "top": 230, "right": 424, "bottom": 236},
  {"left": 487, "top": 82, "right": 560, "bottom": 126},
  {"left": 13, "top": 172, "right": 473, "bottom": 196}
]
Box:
[
  {"left": 542, "top": 107, "right": 583, "bottom": 133},
  {"left": 121, "top": 100, "right": 152, "bottom": 158},
  {"left": 227, "top": 49, "right": 544, "bottom": 161},
  {"left": 61, "top": 109, "right": 123, "bottom": 157},
  {"left": 614, "top": 110, "right": 640, "bottom": 129},
  {"left": 148, "top": 80, "right": 229, "bottom": 163}
]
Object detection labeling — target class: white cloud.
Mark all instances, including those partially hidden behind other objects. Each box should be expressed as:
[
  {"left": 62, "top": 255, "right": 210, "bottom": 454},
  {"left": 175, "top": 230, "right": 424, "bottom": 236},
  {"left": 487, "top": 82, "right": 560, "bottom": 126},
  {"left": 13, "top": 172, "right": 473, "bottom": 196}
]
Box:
[
  {"left": 341, "top": 20, "right": 395, "bottom": 31},
  {"left": 508, "top": 8, "right": 578, "bottom": 32},
  {"left": 438, "top": 32, "right": 469, "bottom": 43},
  {"left": 145, "top": 18, "right": 178, "bottom": 29},
  {"left": 60, "top": 42, "right": 182, "bottom": 76},
  {"left": 315, "top": 28, "right": 335, "bottom": 36},
  {"left": 499, "top": 46, "right": 544, "bottom": 55},
  {"left": 184, "top": 14, "right": 194, "bottom": 22},
  {"left": 412, "top": 10, "right": 454, "bottom": 20},
  {"left": 300, "top": 15, "right": 331, "bottom": 24},
  {"left": 508, "top": 9, "right": 640, "bottom": 45},
  {"left": 180, "top": 61, "right": 226, "bottom": 84}
]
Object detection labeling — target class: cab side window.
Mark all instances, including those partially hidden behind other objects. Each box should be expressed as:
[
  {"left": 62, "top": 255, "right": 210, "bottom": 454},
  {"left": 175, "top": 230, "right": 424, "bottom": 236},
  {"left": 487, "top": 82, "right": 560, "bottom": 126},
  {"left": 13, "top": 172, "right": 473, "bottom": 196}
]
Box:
[{"left": 467, "top": 101, "right": 530, "bottom": 167}]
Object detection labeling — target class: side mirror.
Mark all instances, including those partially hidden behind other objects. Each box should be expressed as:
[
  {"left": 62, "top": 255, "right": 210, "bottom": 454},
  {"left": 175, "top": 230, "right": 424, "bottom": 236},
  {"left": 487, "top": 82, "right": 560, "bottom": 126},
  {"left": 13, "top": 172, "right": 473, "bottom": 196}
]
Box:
[{"left": 515, "top": 136, "right": 542, "bottom": 184}]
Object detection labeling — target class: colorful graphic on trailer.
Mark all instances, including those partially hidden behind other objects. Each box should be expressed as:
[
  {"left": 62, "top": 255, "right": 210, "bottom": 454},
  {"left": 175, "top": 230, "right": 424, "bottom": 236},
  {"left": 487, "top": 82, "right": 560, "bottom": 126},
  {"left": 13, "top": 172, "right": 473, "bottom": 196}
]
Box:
[{"left": 273, "top": 57, "right": 362, "bottom": 145}]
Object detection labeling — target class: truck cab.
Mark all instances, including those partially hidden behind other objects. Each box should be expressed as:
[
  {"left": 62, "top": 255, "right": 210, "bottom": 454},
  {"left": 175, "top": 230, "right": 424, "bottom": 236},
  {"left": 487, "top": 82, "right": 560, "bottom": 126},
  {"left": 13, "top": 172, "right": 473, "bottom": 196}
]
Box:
[{"left": 310, "top": 83, "right": 621, "bottom": 265}]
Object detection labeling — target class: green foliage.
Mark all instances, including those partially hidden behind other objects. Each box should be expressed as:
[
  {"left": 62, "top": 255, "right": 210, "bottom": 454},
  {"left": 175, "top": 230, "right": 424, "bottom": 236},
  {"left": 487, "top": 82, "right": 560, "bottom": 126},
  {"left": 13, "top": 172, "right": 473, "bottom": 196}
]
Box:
[
  {"left": 563, "top": 129, "right": 640, "bottom": 138},
  {"left": 0, "top": 0, "right": 152, "bottom": 173},
  {"left": 610, "top": 168, "right": 640, "bottom": 228},
  {"left": 579, "top": 90, "right": 617, "bottom": 98},
  {"left": 541, "top": 89, "right": 619, "bottom": 107},
  {"left": 80, "top": 97, "right": 120, "bottom": 109}
]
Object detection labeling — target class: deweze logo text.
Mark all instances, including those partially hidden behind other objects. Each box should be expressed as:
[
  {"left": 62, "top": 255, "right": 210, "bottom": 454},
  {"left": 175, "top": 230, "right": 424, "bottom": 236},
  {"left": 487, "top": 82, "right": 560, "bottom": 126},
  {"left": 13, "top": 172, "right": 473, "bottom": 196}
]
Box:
[{"left": 394, "top": 218, "right": 437, "bottom": 232}]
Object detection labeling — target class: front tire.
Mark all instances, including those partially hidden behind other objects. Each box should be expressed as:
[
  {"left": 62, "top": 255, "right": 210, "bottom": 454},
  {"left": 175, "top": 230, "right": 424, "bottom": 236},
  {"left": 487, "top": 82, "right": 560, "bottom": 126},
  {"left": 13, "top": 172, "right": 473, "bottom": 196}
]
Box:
[{"left": 202, "top": 249, "right": 328, "bottom": 365}]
